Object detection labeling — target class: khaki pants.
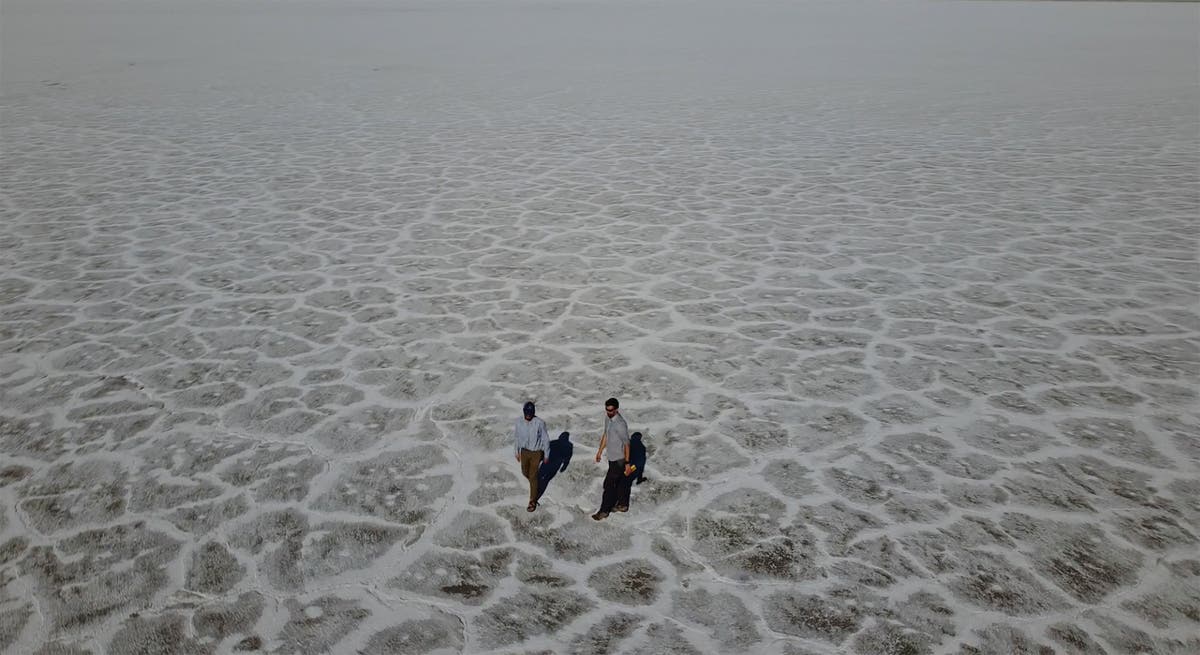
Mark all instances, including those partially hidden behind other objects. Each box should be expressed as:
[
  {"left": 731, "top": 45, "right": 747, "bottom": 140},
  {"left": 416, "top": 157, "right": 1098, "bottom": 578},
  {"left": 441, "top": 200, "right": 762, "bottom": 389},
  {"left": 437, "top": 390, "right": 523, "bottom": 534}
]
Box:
[{"left": 520, "top": 449, "right": 544, "bottom": 504}]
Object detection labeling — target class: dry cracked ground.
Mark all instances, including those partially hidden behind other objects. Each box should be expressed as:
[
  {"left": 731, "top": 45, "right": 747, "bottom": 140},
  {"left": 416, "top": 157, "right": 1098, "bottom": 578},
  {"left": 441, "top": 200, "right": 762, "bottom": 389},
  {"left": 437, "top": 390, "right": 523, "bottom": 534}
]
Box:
[{"left": 1, "top": 0, "right": 1199, "bottom": 653}]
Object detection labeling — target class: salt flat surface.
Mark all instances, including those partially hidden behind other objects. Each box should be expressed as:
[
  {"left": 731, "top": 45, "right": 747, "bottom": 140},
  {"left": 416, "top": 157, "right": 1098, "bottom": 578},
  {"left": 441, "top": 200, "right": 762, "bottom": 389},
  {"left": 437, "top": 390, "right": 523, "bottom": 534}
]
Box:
[{"left": 1, "top": 0, "right": 1199, "bottom": 653}]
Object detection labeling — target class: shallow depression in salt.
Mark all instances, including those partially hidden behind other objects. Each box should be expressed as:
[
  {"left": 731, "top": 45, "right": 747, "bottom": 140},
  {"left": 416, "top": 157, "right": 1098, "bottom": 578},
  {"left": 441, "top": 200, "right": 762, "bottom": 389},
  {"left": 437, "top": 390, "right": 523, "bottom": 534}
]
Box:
[{"left": 1, "top": 0, "right": 1198, "bottom": 653}]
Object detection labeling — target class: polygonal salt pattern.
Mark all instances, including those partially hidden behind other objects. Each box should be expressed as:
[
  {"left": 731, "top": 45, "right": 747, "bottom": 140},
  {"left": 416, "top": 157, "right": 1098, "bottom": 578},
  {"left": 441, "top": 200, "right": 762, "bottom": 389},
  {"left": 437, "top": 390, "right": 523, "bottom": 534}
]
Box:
[{"left": 1, "top": 0, "right": 1198, "bottom": 653}]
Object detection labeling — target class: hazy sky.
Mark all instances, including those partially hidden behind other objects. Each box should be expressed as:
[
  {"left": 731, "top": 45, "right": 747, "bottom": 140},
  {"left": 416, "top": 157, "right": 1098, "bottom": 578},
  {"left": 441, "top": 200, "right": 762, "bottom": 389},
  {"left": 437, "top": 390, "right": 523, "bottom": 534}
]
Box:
[{"left": 3, "top": 0, "right": 1198, "bottom": 116}]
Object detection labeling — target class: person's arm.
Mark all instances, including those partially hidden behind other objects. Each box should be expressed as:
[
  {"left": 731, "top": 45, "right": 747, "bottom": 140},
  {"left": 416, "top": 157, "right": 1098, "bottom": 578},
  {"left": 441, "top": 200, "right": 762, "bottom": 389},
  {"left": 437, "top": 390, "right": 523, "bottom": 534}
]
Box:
[
  {"left": 514, "top": 422, "right": 521, "bottom": 462},
  {"left": 624, "top": 439, "right": 632, "bottom": 474},
  {"left": 595, "top": 433, "right": 606, "bottom": 463}
]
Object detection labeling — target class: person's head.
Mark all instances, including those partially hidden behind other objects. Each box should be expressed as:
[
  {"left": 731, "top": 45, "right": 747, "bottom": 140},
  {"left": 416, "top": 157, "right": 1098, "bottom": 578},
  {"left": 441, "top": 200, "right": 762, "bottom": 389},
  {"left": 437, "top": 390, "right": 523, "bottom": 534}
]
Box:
[
  {"left": 604, "top": 398, "right": 619, "bottom": 416},
  {"left": 557, "top": 431, "right": 570, "bottom": 441},
  {"left": 523, "top": 401, "right": 535, "bottom": 420},
  {"left": 631, "top": 431, "right": 642, "bottom": 442}
]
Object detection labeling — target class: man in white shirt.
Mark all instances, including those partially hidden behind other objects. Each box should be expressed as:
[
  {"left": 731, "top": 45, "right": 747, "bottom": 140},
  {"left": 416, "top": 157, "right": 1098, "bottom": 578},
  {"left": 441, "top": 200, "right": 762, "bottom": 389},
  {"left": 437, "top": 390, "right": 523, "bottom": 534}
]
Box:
[{"left": 514, "top": 401, "right": 550, "bottom": 512}]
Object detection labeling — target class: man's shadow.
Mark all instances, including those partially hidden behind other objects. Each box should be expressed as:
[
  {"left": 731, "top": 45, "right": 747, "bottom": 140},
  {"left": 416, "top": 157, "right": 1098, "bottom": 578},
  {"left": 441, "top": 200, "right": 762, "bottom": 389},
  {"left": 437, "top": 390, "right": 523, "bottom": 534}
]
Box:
[
  {"left": 630, "top": 432, "right": 647, "bottom": 484},
  {"left": 535, "top": 431, "right": 573, "bottom": 502}
]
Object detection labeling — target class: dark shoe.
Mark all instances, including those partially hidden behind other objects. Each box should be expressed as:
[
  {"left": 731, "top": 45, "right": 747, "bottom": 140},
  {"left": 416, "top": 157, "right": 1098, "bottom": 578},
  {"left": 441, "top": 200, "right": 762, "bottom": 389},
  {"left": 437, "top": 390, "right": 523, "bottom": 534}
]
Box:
[
  {"left": 614, "top": 505, "right": 629, "bottom": 513},
  {"left": 527, "top": 502, "right": 537, "bottom": 512},
  {"left": 591, "top": 512, "right": 609, "bottom": 521},
  {"left": 635, "top": 477, "right": 646, "bottom": 485}
]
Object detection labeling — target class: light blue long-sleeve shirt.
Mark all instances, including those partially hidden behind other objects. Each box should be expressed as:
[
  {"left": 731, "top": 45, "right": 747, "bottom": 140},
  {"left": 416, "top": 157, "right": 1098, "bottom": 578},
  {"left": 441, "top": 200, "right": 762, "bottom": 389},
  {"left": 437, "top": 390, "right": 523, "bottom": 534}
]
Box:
[{"left": 514, "top": 416, "right": 550, "bottom": 457}]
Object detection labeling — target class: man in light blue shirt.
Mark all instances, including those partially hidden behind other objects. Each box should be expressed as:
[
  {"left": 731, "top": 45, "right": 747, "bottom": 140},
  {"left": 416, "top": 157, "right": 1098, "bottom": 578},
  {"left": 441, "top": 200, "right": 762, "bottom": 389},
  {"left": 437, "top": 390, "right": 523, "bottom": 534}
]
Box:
[{"left": 514, "top": 401, "right": 550, "bottom": 512}]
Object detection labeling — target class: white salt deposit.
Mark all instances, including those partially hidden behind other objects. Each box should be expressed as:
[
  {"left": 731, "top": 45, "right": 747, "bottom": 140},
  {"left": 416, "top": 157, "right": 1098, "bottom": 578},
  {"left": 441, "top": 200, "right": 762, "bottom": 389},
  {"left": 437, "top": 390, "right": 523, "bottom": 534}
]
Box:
[{"left": 1, "top": 0, "right": 1198, "bottom": 653}]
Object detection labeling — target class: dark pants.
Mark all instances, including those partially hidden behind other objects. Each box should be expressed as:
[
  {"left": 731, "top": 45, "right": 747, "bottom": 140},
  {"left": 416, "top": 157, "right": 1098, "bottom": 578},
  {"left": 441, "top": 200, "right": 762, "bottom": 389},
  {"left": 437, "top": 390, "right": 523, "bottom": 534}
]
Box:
[
  {"left": 600, "top": 459, "right": 633, "bottom": 513},
  {"left": 520, "top": 449, "right": 543, "bottom": 504}
]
